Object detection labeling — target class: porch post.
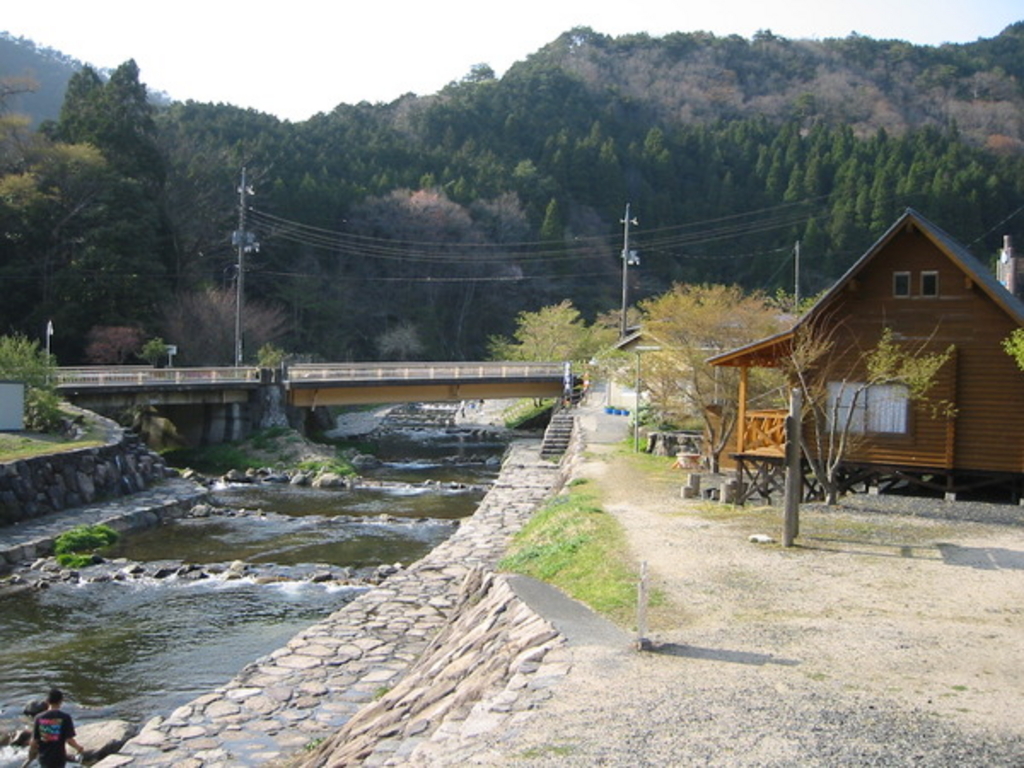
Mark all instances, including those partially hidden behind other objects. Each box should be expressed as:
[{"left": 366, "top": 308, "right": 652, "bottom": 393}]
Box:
[
  {"left": 736, "top": 366, "right": 748, "bottom": 454},
  {"left": 783, "top": 388, "right": 802, "bottom": 547}
]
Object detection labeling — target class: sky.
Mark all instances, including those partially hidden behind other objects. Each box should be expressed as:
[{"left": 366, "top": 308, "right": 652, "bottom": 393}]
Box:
[{"left": 3, "top": 0, "right": 1022, "bottom": 122}]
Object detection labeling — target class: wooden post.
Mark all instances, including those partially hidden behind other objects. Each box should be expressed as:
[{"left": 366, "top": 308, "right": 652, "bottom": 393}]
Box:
[
  {"left": 783, "top": 388, "right": 802, "bottom": 547},
  {"left": 636, "top": 560, "right": 650, "bottom": 650},
  {"left": 737, "top": 367, "right": 748, "bottom": 454}
]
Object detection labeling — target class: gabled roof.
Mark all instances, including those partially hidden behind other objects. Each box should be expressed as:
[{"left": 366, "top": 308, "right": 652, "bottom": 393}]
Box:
[
  {"left": 613, "top": 329, "right": 662, "bottom": 353},
  {"left": 706, "top": 327, "right": 794, "bottom": 368},
  {"left": 810, "top": 208, "right": 1024, "bottom": 325},
  {"left": 708, "top": 208, "right": 1024, "bottom": 368}
]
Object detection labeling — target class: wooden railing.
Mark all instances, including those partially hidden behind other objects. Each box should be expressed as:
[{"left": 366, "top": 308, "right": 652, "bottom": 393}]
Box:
[{"left": 740, "top": 408, "right": 787, "bottom": 455}]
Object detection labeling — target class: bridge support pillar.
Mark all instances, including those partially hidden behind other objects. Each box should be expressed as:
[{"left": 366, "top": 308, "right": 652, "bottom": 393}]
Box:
[{"left": 202, "top": 402, "right": 250, "bottom": 444}]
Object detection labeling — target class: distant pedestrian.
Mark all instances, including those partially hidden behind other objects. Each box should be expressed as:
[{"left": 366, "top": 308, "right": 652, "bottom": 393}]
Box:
[{"left": 22, "top": 688, "right": 85, "bottom": 768}]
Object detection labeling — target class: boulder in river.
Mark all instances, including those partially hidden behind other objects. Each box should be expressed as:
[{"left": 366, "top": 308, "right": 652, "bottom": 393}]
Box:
[
  {"left": 312, "top": 472, "right": 351, "bottom": 489},
  {"left": 77, "top": 718, "right": 137, "bottom": 762}
]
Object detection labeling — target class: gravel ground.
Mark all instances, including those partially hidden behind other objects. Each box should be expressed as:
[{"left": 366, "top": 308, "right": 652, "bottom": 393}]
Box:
[{"left": 468, "top": 443, "right": 1024, "bottom": 767}]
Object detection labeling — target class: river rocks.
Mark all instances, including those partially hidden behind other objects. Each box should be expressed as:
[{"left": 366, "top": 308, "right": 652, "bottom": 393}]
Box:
[
  {"left": 311, "top": 472, "right": 351, "bottom": 489},
  {"left": 78, "top": 719, "right": 137, "bottom": 762},
  {"left": 223, "top": 468, "right": 253, "bottom": 484},
  {"left": 0, "top": 479, "right": 207, "bottom": 575},
  {"left": 289, "top": 471, "right": 311, "bottom": 486},
  {"left": 0, "top": 551, "right": 372, "bottom": 593},
  {"left": 350, "top": 453, "right": 382, "bottom": 471}
]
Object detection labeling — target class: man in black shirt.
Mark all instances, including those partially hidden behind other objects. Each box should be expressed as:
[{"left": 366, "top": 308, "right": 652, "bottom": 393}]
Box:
[{"left": 23, "top": 689, "right": 85, "bottom": 768}]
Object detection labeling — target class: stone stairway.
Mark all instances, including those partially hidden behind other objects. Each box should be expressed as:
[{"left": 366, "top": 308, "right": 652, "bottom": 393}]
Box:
[{"left": 540, "top": 411, "right": 576, "bottom": 460}]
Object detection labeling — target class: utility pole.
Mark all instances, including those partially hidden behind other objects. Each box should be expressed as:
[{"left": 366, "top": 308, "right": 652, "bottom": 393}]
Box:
[
  {"left": 794, "top": 240, "right": 801, "bottom": 313},
  {"left": 620, "top": 203, "right": 638, "bottom": 338},
  {"left": 233, "top": 168, "right": 258, "bottom": 367}
]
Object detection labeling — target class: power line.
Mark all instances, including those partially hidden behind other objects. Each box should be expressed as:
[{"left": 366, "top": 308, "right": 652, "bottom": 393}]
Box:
[{"left": 245, "top": 197, "right": 834, "bottom": 269}]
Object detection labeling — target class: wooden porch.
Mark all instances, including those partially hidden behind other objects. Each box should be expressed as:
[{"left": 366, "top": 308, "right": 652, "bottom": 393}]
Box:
[
  {"left": 732, "top": 408, "right": 793, "bottom": 504},
  {"left": 730, "top": 409, "right": 1024, "bottom": 504}
]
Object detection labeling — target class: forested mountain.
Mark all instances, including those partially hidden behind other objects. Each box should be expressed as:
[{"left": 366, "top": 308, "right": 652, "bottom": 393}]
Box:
[
  {"left": 0, "top": 33, "right": 82, "bottom": 125},
  {"left": 1, "top": 24, "right": 1023, "bottom": 364}
]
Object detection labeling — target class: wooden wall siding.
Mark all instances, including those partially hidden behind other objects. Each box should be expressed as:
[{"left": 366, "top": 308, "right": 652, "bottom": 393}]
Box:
[{"left": 810, "top": 224, "right": 1024, "bottom": 474}]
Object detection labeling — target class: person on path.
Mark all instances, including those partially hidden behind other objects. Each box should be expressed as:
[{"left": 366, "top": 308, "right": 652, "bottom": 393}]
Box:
[{"left": 22, "top": 688, "right": 85, "bottom": 768}]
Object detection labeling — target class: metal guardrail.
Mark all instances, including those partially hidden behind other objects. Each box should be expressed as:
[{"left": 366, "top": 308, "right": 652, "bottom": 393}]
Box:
[
  {"left": 54, "top": 366, "right": 262, "bottom": 387},
  {"left": 285, "top": 362, "right": 565, "bottom": 383},
  {"left": 53, "top": 362, "right": 566, "bottom": 388}
]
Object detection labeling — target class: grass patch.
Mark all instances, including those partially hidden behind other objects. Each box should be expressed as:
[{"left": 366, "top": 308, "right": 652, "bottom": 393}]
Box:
[
  {"left": 54, "top": 524, "right": 119, "bottom": 567},
  {"left": 0, "top": 409, "right": 108, "bottom": 462},
  {"left": 163, "top": 443, "right": 264, "bottom": 474},
  {"left": 297, "top": 456, "right": 356, "bottom": 476},
  {"left": 248, "top": 425, "right": 292, "bottom": 451},
  {"left": 499, "top": 479, "right": 642, "bottom": 626},
  {"left": 502, "top": 398, "right": 554, "bottom": 429}
]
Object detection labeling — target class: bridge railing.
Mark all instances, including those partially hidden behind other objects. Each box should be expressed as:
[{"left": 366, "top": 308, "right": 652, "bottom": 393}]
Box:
[
  {"left": 53, "top": 362, "right": 567, "bottom": 389},
  {"left": 54, "top": 366, "right": 261, "bottom": 387},
  {"left": 285, "top": 362, "right": 566, "bottom": 382}
]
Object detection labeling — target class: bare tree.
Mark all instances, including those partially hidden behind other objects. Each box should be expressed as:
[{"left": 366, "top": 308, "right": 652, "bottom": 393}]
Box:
[
  {"left": 377, "top": 322, "right": 425, "bottom": 361},
  {"left": 160, "top": 288, "right": 288, "bottom": 365},
  {"left": 85, "top": 326, "right": 144, "bottom": 364}
]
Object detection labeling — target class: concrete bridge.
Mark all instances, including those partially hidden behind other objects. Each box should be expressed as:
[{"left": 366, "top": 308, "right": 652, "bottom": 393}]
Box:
[{"left": 54, "top": 362, "right": 571, "bottom": 444}]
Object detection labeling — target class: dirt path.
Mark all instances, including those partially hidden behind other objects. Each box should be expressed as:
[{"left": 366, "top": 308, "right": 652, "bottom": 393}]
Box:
[{"left": 494, "top": 442, "right": 1024, "bottom": 766}]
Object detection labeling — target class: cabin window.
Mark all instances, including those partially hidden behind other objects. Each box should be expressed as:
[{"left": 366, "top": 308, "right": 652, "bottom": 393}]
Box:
[
  {"left": 921, "top": 271, "right": 939, "bottom": 297},
  {"left": 828, "top": 382, "right": 909, "bottom": 435},
  {"left": 893, "top": 271, "right": 911, "bottom": 297}
]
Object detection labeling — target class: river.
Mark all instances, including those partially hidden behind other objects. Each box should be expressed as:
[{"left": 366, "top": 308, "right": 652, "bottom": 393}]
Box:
[{"left": 0, "top": 405, "right": 512, "bottom": 758}]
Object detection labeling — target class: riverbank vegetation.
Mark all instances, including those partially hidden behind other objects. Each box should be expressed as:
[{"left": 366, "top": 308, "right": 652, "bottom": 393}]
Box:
[
  {"left": 162, "top": 426, "right": 355, "bottom": 476},
  {"left": 0, "top": 429, "right": 105, "bottom": 462},
  {"left": 0, "top": 332, "right": 108, "bottom": 460},
  {"left": 500, "top": 475, "right": 663, "bottom": 627}
]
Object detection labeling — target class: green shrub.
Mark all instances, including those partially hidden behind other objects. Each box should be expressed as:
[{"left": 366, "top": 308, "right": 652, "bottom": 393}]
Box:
[
  {"left": 54, "top": 524, "right": 119, "bottom": 567},
  {"left": 257, "top": 343, "right": 287, "bottom": 368},
  {"left": 140, "top": 337, "right": 169, "bottom": 366},
  {"left": 0, "top": 333, "right": 61, "bottom": 432},
  {"left": 0, "top": 333, "right": 55, "bottom": 389},
  {"left": 56, "top": 553, "right": 98, "bottom": 568},
  {"left": 24, "top": 388, "right": 64, "bottom": 432}
]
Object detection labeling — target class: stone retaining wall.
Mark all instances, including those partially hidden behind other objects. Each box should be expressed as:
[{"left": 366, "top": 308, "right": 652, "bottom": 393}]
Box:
[
  {"left": 0, "top": 414, "right": 170, "bottom": 526},
  {"left": 0, "top": 479, "right": 207, "bottom": 573},
  {"left": 300, "top": 567, "right": 567, "bottom": 766},
  {"left": 98, "top": 432, "right": 576, "bottom": 767}
]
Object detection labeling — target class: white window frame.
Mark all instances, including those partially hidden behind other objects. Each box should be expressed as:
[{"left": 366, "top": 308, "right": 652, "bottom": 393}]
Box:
[{"left": 828, "top": 381, "right": 909, "bottom": 435}]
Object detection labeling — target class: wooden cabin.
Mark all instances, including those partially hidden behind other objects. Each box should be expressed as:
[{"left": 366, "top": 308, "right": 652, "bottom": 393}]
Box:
[{"left": 709, "top": 209, "right": 1024, "bottom": 502}]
